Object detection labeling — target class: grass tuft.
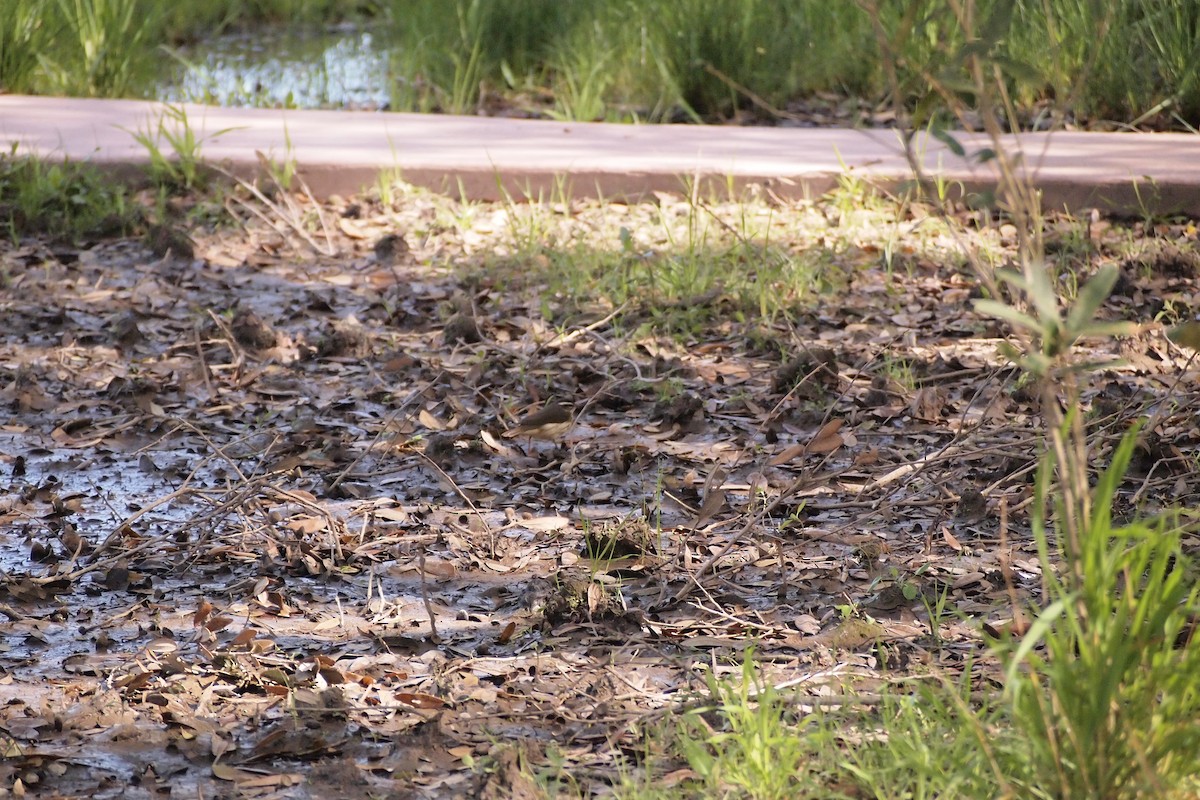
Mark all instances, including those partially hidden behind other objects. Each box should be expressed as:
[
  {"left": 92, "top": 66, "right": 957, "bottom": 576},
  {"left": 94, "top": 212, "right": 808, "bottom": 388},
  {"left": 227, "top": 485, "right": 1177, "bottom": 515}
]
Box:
[{"left": 0, "top": 147, "right": 136, "bottom": 243}]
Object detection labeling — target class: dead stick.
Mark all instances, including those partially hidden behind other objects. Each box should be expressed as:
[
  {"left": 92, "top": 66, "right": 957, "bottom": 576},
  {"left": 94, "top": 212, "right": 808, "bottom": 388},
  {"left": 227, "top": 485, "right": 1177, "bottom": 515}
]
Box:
[
  {"left": 667, "top": 471, "right": 820, "bottom": 606},
  {"left": 328, "top": 373, "right": 443, "bottom": 492},
  {"left": 418, "top": 549, "right": 440, "bottom": 642}
]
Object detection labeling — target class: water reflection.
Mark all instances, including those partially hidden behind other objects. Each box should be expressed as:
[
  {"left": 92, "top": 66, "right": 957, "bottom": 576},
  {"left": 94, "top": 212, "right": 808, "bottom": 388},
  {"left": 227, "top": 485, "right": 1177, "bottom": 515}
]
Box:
[{"left": 160, "top": 27, "right": 393, "bottom": 110}]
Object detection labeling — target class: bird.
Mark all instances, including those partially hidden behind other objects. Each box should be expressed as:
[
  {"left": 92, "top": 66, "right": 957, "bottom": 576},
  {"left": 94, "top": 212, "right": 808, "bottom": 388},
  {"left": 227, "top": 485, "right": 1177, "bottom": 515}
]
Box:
[
  {"left": 373, "top": 233, "right": 409, "bottom": 265},
  {"left": 502, "top": 402, "right": 573, "bottom": 442}
]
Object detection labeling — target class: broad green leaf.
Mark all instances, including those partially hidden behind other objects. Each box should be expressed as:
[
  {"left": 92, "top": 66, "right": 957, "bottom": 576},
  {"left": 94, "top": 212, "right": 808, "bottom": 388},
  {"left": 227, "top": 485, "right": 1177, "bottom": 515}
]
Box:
[
  {"left": 974, "top": 299, "right": 1042, "bottom": 333},
  {"left": 930, "top": 125, "right": 965, "bottom": 157},
  {"left": 955, "top": 40, "right": 993, "bottom": 62},
  {"left": 1077, "top": 321, "right": 1136, "bottom": 339},
  {"left": 1168, "top": 321, "right": 1200, "bottom": 350},
  {"left": 1021, "top": 351, "right": 1052, "bottom": 376},
  {"left": 1019, "top": 265, "right": 1061, "bottom": 328},
  {"left": 995, "top": 267, "right": 1028, "bottom": 291},
  {"left": 1004, "top": 597, "right": 1072, "bottom": 693},
  {"left": 992, "top": 55, "right": 1043, "bottom": 85},
  {"left": 1064, "top": 263, "right": 1119, "bottom": 335},
  {"left": 978, "top": 0, "right": 1016, "bottom": 49}
]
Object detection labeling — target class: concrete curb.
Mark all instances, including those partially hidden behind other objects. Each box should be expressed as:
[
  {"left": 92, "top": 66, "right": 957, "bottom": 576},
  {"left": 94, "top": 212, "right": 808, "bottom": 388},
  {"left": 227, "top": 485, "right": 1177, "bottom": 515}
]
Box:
[{"left": 2, "top": 95, "right": 1199, "bottom": 214}]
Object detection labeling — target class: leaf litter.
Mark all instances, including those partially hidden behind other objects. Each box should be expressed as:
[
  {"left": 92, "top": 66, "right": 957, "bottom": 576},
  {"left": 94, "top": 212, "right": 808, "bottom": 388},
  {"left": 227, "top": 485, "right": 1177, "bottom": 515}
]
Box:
[{"left": 1, "top": 179, "right": 1198, "bottom": 797}]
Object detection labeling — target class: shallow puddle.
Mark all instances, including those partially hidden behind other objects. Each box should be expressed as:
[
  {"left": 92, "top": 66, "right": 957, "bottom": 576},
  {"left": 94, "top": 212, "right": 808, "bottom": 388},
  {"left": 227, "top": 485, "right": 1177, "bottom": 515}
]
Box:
[{"left": 159, "top": 26, "right": 392, "bottom": 110}]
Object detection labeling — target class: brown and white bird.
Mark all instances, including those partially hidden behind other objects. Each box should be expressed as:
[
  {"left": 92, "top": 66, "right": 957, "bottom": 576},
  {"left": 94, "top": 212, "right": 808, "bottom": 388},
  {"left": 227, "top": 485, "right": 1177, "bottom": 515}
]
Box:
[{"left": 502, "top": 402, "right": 574, "bottom": 442}]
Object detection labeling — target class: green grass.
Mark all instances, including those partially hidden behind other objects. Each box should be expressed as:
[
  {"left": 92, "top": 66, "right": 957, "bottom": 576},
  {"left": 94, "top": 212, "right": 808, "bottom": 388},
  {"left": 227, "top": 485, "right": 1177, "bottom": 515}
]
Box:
[
  {"left": 479, "top": 184, "right": 842, "bottom": 340},
  {"left": 3, "top": 0, "right": 1200, "bottom": 128},
  {"left": 1000, "top": 425, "right": 1200, "bottom": 797},
  {"left": 125, "top": 102, "right": 234, "bottom": 193},
  {"left": 42, "top": 0, "right": 161, "bottom": 97},
  {"left": 605, "top": 429, "right": 1200, "bottom": 799},
  {"left": 378, "top": 0, "right": 1200, "bottom": 127},
  {"left": 673, "top": 652, "right": 823, "bottom": 799},
  {"left": 0, "top": 147, "right": 138, "bottom": 242},
  {"left": 0, "top": 0, "right": 51, "bottom": 95}
]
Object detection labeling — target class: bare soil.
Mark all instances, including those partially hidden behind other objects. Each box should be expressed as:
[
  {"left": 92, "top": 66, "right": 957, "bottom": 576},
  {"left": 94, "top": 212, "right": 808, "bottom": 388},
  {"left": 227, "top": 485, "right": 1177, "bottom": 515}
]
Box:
[{"left": 1, "top": 183, "right": 1197, "bottom": 798}]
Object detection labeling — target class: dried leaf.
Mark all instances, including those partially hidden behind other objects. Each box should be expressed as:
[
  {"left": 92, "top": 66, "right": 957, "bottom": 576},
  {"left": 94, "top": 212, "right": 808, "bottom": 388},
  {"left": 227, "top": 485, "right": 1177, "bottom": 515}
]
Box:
[
  {"left": 420, "top": 558, "right": 457, "bottom": 579},
  {"left": 287, "top": 516, "right": 326, "bottom": 535},
  {"left": 374, "top": 506, "right": 409, "bottom": 522},
  {"left": 806, "top": 420, "right": 845, "bottom": 454},
  {"left": 419, "top": 409, "right": 445, "bottom": 431},
  {"left": 397, "top": 692, "right": 445, "bottom": 709},
  {"left": 942, "top": 526, "right": 963, "bottom": 552},
  {"left": 230, "top": 628, "right": 258, "bottom": 647},
  {"left": 769, "top": 419, "right": 844, "bottom": 465},
  {"left": 521, "top": 516, "right": 571, "bottom": 532},
  {"left": 192, "top": 600, "right": 213, "bottom": 628},
  {"left": 212, "top": 762, "right": 257, "bottom": 782}
]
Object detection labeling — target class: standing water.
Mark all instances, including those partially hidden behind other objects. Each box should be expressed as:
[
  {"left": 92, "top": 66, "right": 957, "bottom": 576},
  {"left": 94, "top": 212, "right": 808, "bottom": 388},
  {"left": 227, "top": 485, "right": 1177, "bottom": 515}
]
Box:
[{"left": 159, "top": 25, "right": 393, "bottom": 110}]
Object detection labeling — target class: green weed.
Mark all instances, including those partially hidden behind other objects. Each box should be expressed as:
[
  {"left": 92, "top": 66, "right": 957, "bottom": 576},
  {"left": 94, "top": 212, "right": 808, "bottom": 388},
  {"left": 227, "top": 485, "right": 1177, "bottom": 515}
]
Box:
[
  {"left": 674, "top": 652, "right": 818, "bottom": 799},
  {"left": 127, "top": 103, "right": 238, "bottom": 192},
  {"left": 879, "top": 357, "right": 917, "bottom": 392},
  {"left": 998, "top": 424, "right": 1200, "bottom": 797},
  {"left": 43, "top": 0, "right": 160, "bottom": 97},
  {"left": 0, "top": 147, "right": 135, "bottom": 242},
  {"left": 2, "top": 0, "right": 1198, "bottom": 128},
  {"left": 0, "top": 0, "right": 52, "bottom": 94}
]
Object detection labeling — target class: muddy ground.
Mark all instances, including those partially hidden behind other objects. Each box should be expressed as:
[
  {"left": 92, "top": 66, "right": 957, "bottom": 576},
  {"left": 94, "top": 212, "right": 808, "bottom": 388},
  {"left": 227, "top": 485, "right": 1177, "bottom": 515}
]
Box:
[{"left": 1, "top": 181, "right": 1198, "bottom": 798}]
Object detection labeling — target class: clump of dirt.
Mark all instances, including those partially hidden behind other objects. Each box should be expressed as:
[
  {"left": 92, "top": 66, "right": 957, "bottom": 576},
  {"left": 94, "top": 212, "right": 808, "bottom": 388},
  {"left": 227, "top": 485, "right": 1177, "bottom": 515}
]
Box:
[
  {"left": 542, "top": 574, "right": 625, "bottom": 626},
  {"left": 775, "top": 346, "right": 840, "bottom": 396}
]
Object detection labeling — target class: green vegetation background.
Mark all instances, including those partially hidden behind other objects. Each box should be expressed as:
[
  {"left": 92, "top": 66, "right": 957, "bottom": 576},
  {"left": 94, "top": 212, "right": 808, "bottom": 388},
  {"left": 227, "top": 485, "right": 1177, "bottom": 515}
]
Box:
[{"left": 2, "top": 0, "right": 1198, "bottom": 127}]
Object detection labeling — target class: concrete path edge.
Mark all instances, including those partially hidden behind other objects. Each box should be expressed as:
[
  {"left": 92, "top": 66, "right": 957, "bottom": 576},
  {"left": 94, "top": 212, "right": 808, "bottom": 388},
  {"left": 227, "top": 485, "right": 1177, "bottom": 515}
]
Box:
[{"left": 2, "top": 95, "right": 1199, "bottom": 215}]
